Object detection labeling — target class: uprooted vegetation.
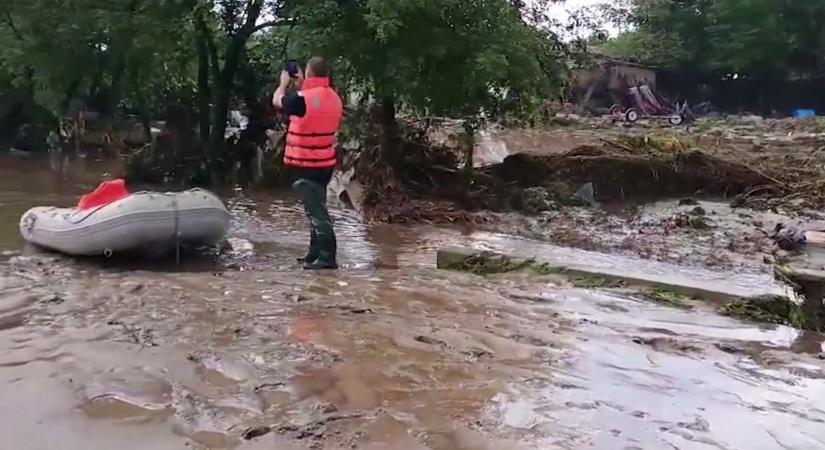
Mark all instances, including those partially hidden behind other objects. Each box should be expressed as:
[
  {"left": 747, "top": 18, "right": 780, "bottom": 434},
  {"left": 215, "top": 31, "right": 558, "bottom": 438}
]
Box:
[
  {"left": 346, "top": 119, "right": 825, "bottom": 224},
  {"left": 720, "top": 296, "right": 809, "bottom": 330}
]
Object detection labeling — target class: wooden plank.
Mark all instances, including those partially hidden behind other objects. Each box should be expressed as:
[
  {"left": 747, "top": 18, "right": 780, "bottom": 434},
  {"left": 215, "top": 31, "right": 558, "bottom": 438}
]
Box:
[
  {"left": 775, "top": 264, "right": 825, "bottom": 283},
  {"left": 806, "top": 231, "right": 825, "bottom": 247}
]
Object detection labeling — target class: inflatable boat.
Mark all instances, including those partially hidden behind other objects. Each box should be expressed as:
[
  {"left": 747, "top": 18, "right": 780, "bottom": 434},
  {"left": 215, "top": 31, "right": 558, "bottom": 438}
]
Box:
[{"left": 19, "top": 187, "right": 231, "bottom": 257}]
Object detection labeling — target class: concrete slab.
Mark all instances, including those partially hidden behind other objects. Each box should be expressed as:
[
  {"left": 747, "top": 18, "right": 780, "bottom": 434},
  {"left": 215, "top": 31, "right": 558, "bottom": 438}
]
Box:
[{"left": 437, "top": 247, "right": 783, "bottom": 301}]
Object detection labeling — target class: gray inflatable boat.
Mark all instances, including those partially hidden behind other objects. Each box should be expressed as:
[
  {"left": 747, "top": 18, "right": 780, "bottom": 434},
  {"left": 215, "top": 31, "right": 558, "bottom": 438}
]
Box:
[{"left": 19, "top": 188, "right": 230, "bottom": 256}]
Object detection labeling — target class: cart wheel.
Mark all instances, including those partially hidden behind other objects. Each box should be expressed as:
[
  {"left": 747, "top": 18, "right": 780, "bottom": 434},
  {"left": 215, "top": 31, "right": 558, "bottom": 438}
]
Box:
[
  {"left": 669, "top": 114, "right": 685, "bottom": 126},
  {"left": 624, "top": 108, "right": 639, "bottom": 123},
  {"left": 609, "top": 105, "right": 624, "bottom": 116}
]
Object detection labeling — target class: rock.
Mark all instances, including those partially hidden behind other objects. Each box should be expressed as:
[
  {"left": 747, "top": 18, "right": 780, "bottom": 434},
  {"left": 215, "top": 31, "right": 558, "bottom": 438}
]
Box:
[
  {"left": 673, "top": 212, "right": 711, "bottom": 230},
  {"left": 773, "top": 222, "right": 807, "bottom": 251},
  {"left": 521, "top": 187, "right": 556, "bottom": 214},
  {"left": 714, "top": 342, "right": 744, "bottom": 354},
  {"left": 763, "top": 254, "right": 776, "bottom": 265},
  {"left": 242, "top": 426, "right": 272, "bottom": 440},
  {"left": 689, "top": 206, "right": 706, "bottom": 216},
  {"left": 730, "top": 195, "right": 747, "bottom": 208},
  {"left": 741, "top": 115, "right": 765, "bottom": 125},
  {"left": 38, "top": 294, "right": 65, "bottom": 305},
  {"left": 678, "top": 198, "right": 699, "bottom": 206}
]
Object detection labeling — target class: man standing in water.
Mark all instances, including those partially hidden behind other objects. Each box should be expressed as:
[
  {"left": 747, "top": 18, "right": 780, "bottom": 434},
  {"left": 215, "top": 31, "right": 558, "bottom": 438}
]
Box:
[{"left": 272, "top": 57, "right": 343, "bottom": 270}]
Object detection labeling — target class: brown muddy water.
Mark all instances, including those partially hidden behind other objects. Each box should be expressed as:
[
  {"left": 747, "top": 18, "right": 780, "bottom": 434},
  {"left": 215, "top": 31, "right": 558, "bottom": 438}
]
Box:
[{"left": 2, "top": 153, "right": 825, "bottom": 450}]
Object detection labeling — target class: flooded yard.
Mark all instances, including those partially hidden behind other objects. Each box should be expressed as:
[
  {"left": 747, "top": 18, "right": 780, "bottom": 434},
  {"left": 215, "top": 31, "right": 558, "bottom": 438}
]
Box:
[{"left": 1, "top": 154, "right": 825, "bottom": 449}]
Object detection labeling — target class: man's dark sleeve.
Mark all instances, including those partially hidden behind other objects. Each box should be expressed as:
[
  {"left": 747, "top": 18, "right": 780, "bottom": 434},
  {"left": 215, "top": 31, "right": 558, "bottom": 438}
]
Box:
[{"left": 282, "top": 92, "right": 306, "bottom": 118}]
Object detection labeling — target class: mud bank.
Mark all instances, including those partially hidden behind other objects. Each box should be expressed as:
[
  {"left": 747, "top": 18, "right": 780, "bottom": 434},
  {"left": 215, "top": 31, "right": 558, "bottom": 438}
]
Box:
[
  {"left": 436, "top": 247, "right": 822, "bottom": 332},
  {"left": 436, "top": 247, "right": 783, "bottom": 301},
  {"left": 328, "top": 119, "right": 823, "bottom": 280}
]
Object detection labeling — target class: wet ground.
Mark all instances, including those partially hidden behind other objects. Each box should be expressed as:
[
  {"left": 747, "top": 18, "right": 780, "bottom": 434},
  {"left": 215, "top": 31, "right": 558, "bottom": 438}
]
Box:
[
  {"left": 2, "top": 153, "right": 825, "bottom": 449},
  {"left": 491, "top": 199, "right": 790, "bottom": 274}
]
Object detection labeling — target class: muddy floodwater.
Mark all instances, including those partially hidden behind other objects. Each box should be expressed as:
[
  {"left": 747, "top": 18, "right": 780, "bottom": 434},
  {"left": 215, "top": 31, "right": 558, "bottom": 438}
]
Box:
[{"left": 2, "top": 153, "right": 825, "bottom": 450}]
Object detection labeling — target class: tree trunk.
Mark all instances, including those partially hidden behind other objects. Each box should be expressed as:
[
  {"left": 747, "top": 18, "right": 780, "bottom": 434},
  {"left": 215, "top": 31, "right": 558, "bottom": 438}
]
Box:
[
  {"left": 206, "top": 39, "right": 243, "bottom": 184},
  {"left": 196, "top": 31, "right": 211, "bottom": 146},
  {"left": 202, "top": 0, "right": 267, "bottom": 185},
  {"left": 108, "top": 53, "right": 127, "bottom": 118},
  {"left": 107, "top": 0, "right": 137, "bottom": 119},
  {"left": 207, "top": 82, "right": 230, "bottom": 184},
  {"left": 461, "top": 121, "right": 476, "bottom": 189},
  {"left": 377, "top": 96, "right": 400, "bottom": 164}
]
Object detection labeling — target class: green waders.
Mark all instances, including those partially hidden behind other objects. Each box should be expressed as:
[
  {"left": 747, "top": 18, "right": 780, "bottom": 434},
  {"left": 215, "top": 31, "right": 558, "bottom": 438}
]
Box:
[{"left": 292, "top": 178, "right": 337, "bottom": 269}]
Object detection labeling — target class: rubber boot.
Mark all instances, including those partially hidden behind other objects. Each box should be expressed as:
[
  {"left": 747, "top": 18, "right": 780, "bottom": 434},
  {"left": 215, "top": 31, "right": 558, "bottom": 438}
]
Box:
[
  {"left": 297, "top": 184, "right": 327, "bottom": 262},
  {"left": 296, "top": 229, "right": 318, "bottom": 263},
  {"left": 293, "top": 179, "right": 338, "bottom": 270}
]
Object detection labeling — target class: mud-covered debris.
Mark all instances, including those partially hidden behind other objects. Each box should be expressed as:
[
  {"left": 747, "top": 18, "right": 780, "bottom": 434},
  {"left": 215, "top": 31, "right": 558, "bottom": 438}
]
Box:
[
  {"left": 714, "top": 342, "right": 745, "bottom": 354},
  {"left": 38, "top": 294, "right": 64, "bottom": 305},
  {"left": 462, "top": 347, "right": 494, "bottom": 359},
  {"left": 632, "top": 336, "right": 702, "bottom": 354},
  {"left": 241, "top": 426, "right": 272, "bottom": 440},
  {"left": 672, "top": 211, "right": 711, "bottom": 230},
  {"left": 679, "top": 417, "right": 711, "bottom": 432},
  {"left": 773, "top": 222, "right": 807, "bottom": 251},
  {"left": 107, "top": 320, "right": 158, "bottom": 346},
  {"left": 253, "top": 382, "right": 285, "bottom": 393},
  {"left": 730, "top": 194, "right": 747, "bottom": 209},
  {"left": 641, "top": 289, "right": 693, "bottom": 309},
  {"left": 571, "top": 182, "right": 597, "bottom": 207},
  {"left": 277, "top": 412, "right": 366, "bottom": 441},
  {"left": 520, "top": 187, "right": 557, "bottom": 214},
  {"left": 325, "top": 305, "right": 375, "bottom": 315},
  {"left": 120, "top": 282, "right": 144, "bottom": 294},
  {"left": 414, "top": 335, "right": 448, "bottom": 347},
  {"left": 570, "top": 276, "right": 627, "bottom": 289},
  {"left": 443, "top": 252, "right": 547, "bottom": 275},
  {"left": 689, "top": 206, "right": 706, "bottom": 216},
  {"left": 720, "top": 295, "right": 806, "bottom": 329}
]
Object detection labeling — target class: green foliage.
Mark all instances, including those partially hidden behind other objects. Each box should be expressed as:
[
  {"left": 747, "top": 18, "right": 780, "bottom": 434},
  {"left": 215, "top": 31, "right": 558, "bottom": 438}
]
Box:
[
  {"left": 1, "top": 0, "right": 567, "bottom": 169},
  {"left": 0, "top": 0, "right": 195, "bottom": 116},
  {"left": 642, "top": 289, "right": 693, "bottom": 309},
  {"left": 570, "top": 276, "right": 627, "bottom": 289},
  {"left": 720, "top": 296, "right": 807, "bottom": 330},
  {"left": 602, "top": 0, "right": 825, "bottom": 79},
  {"left": 290, "top": 0, "right": 565, "bottom": 122}
]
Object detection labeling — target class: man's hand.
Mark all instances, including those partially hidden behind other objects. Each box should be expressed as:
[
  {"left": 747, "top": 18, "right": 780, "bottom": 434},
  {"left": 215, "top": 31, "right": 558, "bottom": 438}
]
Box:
[
  {"left": 273, "top": 70, "right": 303, "bottom": 110},
  {"left": 279, "top": 70, "right": 292, "bottom": 89},
  {"left": 273, "top": 70, "right": 291, "bottom": 110}
]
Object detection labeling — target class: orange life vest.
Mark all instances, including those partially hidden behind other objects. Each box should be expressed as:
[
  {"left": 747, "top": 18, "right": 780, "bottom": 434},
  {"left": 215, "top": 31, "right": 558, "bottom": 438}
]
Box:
[{"left": 284, "top": 77, "right": 343, "bottom": 168}]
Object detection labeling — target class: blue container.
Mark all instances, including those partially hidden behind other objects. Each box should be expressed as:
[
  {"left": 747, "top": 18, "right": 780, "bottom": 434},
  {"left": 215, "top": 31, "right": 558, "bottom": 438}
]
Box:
[{"left": 793, "top": 109, "right": 816, "bottom": 118}]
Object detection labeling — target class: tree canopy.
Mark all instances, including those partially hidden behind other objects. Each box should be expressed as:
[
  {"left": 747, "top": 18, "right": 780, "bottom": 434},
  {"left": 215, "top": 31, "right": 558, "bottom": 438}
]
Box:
[{"left": 599, "top": 0, "right": 825, "bottom": 79}]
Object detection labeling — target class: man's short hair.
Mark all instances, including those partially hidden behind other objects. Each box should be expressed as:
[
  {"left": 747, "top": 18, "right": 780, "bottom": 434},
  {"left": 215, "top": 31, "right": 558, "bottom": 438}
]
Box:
[{"left": 307, "top": 56, "right": 329, "bottom": 77}]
